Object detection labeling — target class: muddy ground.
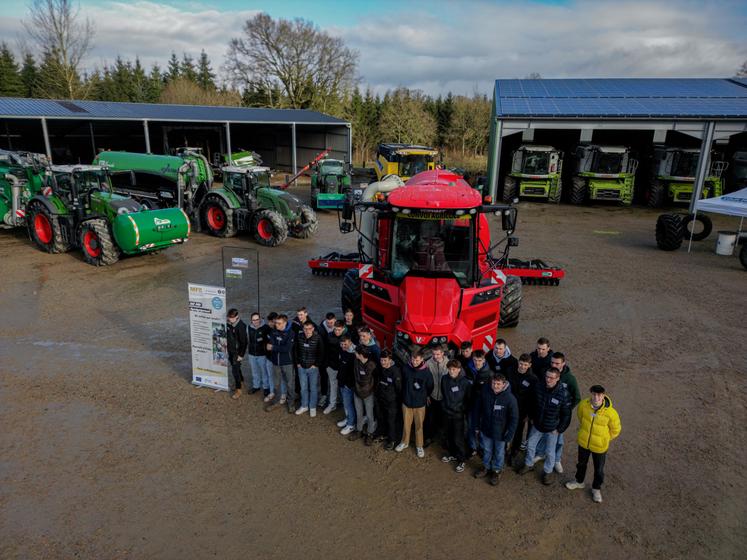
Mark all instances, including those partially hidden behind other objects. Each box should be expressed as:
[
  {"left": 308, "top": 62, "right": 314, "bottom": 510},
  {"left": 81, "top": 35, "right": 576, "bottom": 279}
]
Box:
[{"left": 1, "top": 190, "right": 746, "bottom": 560}]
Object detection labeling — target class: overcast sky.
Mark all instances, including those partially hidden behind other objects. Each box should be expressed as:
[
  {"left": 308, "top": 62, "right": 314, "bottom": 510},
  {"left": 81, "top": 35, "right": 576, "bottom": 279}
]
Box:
[{"left": 2, "top": 0, "right": 746, "bottom": 96}]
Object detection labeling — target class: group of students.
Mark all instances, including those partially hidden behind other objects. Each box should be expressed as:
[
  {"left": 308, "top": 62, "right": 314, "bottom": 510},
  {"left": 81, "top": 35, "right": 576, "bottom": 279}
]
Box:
[{"left": 225, "top": 307, "right": 622, "bottom": 504}]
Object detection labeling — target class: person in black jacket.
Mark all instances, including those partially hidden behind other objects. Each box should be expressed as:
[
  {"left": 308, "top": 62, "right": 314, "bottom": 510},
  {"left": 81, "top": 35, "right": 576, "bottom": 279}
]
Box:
[
  {"left": 375, "top": 350, "right": 402, "bottom": 450},
  {"left": 343, "top": 309, "right": 360, "bottom": 345},
  {"left": 317, "top": 312, "right": 337, "bottom": 409},
  {"left": 486, "top": 338, "right": 518, "bottom": 379},
  {"left": 518, "top": 367, "right": 572, "bottom": 485},
  {"left": 465, "top": 350, "right": 491, "bottom": 455},
  {"left": 507, "top": 353, "right": 538, "bottom": 466},
  {"left": 226, "top": 308, "right": 248, "bottom": 400},
  {"left": 294, "top": 321, "right": 325, "bottom": 417},
  {"left": 395, "top": 349, "right": 434, "bottom": 458},
  {"left": 457, "top": 341, "right": 473, "bottom": 372},
  {"left": 530, "top": 337, "right": 552, "bottom": 377},
  {"left": 440, "top": 359, "right": 471, "bottom": 473},
  {"left": 322, "top": 320, "right": 346, "bottom": 415},
  {"left": 246, "top": 312, "right": 271, "bottom": 395},
  {"left": 337, "top": 336, "right": 358, "bottom": 435},
  {"left": 474, "top": 373, "right": 519, "bottom": 485},
  {"left": 266, "top": 314, "right": 297, "bottom": 413},
  {"left": 262, "top": 312, "right": 280, "bottom": 402}
]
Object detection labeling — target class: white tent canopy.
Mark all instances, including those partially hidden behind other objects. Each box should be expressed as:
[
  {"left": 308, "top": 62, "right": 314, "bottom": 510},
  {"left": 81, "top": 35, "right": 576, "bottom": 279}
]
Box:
[{"left": 694, "top": 187, "right": 747, "bottom": 218}]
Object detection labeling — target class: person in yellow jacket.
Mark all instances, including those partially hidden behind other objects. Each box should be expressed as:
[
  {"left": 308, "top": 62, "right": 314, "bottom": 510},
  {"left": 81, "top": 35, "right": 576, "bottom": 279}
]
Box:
[{"left": 565, "top": 385, "right": 621, "bottom": 503}]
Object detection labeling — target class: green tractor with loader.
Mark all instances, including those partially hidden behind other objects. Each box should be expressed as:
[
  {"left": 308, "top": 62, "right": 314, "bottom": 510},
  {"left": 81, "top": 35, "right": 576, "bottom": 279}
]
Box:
[
  {"left": 648, "top": 147, "right": 727, "bottom": 208},
  {"left": 502, "top": 145, "right": 563, "bottom": 203},
  {"left": 0, "top": 149, "right": 49, "bottom": 229},
  {"left": 309, "top": 158, "right": 361, "bottom": 210},
  {"left": 570, "top": 145, "right": 637, "bottom": 205},
  {"left": 93, "top": 150, "right": 318, "bottom": 246},
  {"left": 25, "top": 164, "right": 189, "bottom": 265}
]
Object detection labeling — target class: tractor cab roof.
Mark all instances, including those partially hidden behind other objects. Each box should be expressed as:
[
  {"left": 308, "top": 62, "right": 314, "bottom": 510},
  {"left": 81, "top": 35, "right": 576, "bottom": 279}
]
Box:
[
  {"left": 221, "top": 165, "right": 270, "bottom": 174},
  {"left": 518, "top": 145, "right": 557, "bottom": 152},
  {"left": 589, "top": 145, "right": 629, "bottom": 153},
  {"left": 378, "top": 143, "right": 438, "bottom": 158},
  {"left": 389, "top": 170, "right": 482, "bottom": 210}
]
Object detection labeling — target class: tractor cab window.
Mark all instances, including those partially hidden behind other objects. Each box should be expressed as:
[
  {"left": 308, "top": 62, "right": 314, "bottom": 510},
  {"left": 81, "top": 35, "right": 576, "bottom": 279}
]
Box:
[
  {"left": 399, "top": 155, "right": 432, "bottom": 177},
  {"left": 521, "top": 152, "right": 550, "bottom": 175},
  {"left": 249, "top": 170, "right": 271, "bottom": 189},
  {"left": 672, "top": 152, "right": 698, "bottom": 177},
  {"left": 321, "top": 161, "right": 345, "bottom": 175},
  {"left": 75, "top": 170, "right": 111, "bottom": 194},
  {"left": 732, "top": 152, "right": 747, "bottom": 182},
  {"left": 390, "top": 216, "right": 474, "bottom": 287},
  {"left": 592, "top": 152, "right": 624, "bottom": 174}
]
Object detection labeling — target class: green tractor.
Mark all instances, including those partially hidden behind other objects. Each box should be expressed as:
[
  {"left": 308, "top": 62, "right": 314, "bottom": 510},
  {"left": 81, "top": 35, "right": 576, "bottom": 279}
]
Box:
[
  {"left": 25, "top": 165, "right": 189, "bottom": 265},
  {"left": 0, "top": 149, "right": 49, "bottom": 229},
  {"left": 570, "top": 145, "right": 638, "bottom": 205},
  {"left": 648, "top": 147, "right": 727, "bottom": 208},
  {"left": 310, "top": 158, "right": 360, "bottom": 210},
  {"left": 502, "top": 145, "right": 563, "bottom": 203}
]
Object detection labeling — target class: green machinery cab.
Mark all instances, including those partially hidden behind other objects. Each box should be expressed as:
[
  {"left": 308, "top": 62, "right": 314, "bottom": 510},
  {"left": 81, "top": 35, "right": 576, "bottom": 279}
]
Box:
[
  {"left": 503, "top": 145, "right": 563, "bottom": 203},
  {"left": 310, "top": 158, "right": 359, "bottom": 210},
  {"left": 570, "top": 145, "right": 638, "bottom": 205},
  {"left": 0, "top": 150, "right": 49, "bottom": 228},
  {"left": 648, "top": 147, "right": 726, "bottom": 208}
]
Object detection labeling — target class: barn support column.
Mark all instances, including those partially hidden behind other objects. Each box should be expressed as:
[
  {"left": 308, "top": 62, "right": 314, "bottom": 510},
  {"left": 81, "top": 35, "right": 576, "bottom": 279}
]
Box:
[{"left": 41, "top": 117, "right": 52, "bottom": 161}]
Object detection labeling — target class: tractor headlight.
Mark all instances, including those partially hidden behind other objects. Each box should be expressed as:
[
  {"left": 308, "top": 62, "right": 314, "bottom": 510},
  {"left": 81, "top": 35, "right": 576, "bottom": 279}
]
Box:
[
  {"left": 455, "top": 210, "right": 465, "bottom": 215},
  {"left": 402, "top": 209, "right": 411, "bottom": 214},
  {"left": 469, "top": 209, "right": 477, "bottom": 214}
]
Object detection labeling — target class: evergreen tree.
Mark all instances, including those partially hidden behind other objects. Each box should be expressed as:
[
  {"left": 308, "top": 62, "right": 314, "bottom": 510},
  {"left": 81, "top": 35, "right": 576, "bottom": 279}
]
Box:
[
  {"left": 167, "top": 52, "right": 180, "bottom": 82},
  {"left": 0, "top": 43, "right": 25, "bottom": 97},
  {"left": 180, "top": 53, "right": 197, "bottom": 82},
  {"left": 196, "top": 50, "right": 216, "bottom": 90},
  {"left": 20, "top": 52, "right": 39, "bottom": 97},
  {"left": 146, "top": 64, "right": 164, "bottom": 103}
]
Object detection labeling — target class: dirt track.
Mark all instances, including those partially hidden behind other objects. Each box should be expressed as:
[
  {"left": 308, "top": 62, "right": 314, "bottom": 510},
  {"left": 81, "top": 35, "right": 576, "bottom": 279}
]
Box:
[{"left": 1, "top": 193, "right": 746, "bottom": 560}]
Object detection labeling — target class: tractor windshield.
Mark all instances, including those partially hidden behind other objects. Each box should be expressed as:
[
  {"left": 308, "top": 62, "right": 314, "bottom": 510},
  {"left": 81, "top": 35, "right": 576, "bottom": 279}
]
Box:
[
  {"left": 321, "top": 161, "right": 345, "bottom": 174},
  {"left": 390, "top": 215, "right": 474, "bottom": 287},
  {"left": 399, "top": 155, "right": 432, "bottom": 177},
  {"left": 249, "top": 170, "right": 271, "bottom": 189},
  {"left": 521, "top": 152, "right": 550, "bottom": 175},
  {"left": 74, "top": 170, "right": 112, "bottom": 193},
  {"left": 591, "top": 152, "right": 624, "bottom": 174},
  {"left": 672, "top": 152, "right": 698, "bottom": 177},
  {"left": 733, "top": 152, "right": 747, "bottom": 181}
]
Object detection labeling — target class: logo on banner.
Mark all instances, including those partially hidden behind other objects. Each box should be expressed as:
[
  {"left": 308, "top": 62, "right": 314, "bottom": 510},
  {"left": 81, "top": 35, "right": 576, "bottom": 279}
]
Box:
[{"left": 212, "top": 297, "right": 223, "bottom": 310}]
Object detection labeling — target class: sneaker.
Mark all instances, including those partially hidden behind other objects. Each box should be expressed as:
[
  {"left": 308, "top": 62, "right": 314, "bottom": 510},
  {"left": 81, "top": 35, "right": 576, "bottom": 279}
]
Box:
[
  {"left": 264, "top": 393, "right": 275, "bottom": 403},
  {"left": 279, "top": 395, "right": 287, "bottom": 405},
  {"left": 532, "top": 455, "right": 546, "bottom": 465},
  {"left": 565, "top": 481, "right": 585, "bottom": 490},
  {"left": 319, "top": 396, "right": 328, "bottom": 408},
  {"left": 287, "top": 406, "right": 296, "bottom": 414},
  {"left": 455, "top": 462, "right": 465, "bottom": 473},
  {"left": 474, "top": 466, "right": 489, "bottom": 478},
  {"left": 340, "top": 425, "right": 354, "bottom": 436},
  {"left": 592, "top": 489, "right": 603, "bottom": 503},
  {"left": 348, "top": 431, "right": 361, "bottom": 441},
  {"left": 416, "top": 447, "right": 425, "bottom": 458},
  {"left": 520, "top": 440, "right": 528, "bottom": 451},
  {"left": 384, "top": 442, "right": 395, "bottom": 451},
  {"left": 516, "top": 465, "right": 534, "bottom": 475},
  {"left": 490, "top": 471, "right": 502, "bottom": 486},
  {"left": 231, "top": 390, "right": 241, "bottom": 400},
  {"left": 373, "top": 434, "right": 386, "bottom": 443},
  {"left": 323, "top": 404, "right": 337, "bottom": 415},
  {"left": 249, "top": 387, "right": 260, "bottom": 394},
  {"left": 309, "top": 408, "right": 317, "bottom": 418},
  {"left": 295, "top": 406, "right": 309, "bottom": 416},
  {"left": 441, "top": 455, "right": 456, "bottom": 463},
  {"left": 394, "top": 443, "right": 409, "bottom": 453},
  {"left": 554, "top": 461, "right": 563, "bottom": 474},
  {"left": 541, "top": 472, "right": 555, "bottom": 485},
  {"left": 468, "top": 449, "right": 477, "bottom": 458}
]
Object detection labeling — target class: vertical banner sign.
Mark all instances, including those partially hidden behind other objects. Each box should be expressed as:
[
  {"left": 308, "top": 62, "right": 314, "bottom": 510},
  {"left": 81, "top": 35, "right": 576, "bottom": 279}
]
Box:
[{"left": 188, "top": 283, "right": 229, "bottom": 390}]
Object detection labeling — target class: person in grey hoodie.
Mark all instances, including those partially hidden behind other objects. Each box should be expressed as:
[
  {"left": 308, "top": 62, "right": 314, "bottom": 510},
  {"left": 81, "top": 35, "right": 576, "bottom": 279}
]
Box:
[
  {"left": 425, "top": 344, "right": 449, "bottom": 449},
  {"left": 486, "top": 338, "right": 518, "bottom": 379}
]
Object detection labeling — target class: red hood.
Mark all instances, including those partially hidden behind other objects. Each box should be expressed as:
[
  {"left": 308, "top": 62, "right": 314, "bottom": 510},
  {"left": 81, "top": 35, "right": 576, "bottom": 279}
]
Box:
[{"left": 398, "top": 276, "right": 466, "bottom": 341}]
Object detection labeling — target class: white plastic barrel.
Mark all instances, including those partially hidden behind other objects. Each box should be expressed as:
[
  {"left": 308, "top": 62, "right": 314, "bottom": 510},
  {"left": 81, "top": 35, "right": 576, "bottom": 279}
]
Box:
[{"left": 716, "top": 231, "right": 737, "bottom": 256}]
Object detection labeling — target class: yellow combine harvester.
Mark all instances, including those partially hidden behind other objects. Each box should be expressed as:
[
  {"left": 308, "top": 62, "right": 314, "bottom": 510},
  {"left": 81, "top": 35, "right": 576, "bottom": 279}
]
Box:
[{"left": 374, "top": 143, "right": 438, "bottom": 181}]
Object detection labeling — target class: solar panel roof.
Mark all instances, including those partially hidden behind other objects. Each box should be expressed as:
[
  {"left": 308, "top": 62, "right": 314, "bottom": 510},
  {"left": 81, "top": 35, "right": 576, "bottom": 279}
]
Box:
[{"left": 494, "top": 78, "right": 747, "bottom": 119}]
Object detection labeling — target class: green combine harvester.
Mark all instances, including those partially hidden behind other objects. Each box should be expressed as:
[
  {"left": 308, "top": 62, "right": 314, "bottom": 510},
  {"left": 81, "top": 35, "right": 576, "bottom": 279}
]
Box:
[
  {"left": 648, "top": 147, "right": 727, "bottom": 208},
  {"left": 570, "top": 145, "right": 638, "bottom": 205},
  {"left": 0, "top": 149, "right": 49, "bottom": 229},
  {"left": 310, "top": 158, "right": 360, "bottom": 210},
  {"left": 502, "top": 145, "right": 563, "bottom": 203},
  {"left": 93, "top": 150, "right": 318, "bottom": 246},
  {"left": 25, "top": 164, "right": 189, "bottom": 265}
]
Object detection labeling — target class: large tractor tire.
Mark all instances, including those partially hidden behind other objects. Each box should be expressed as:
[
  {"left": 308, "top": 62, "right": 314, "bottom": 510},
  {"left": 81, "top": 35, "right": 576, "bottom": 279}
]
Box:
[
  {"left": 291, "top": 205, "right": 319, "bottom": 239},
  {"left": 502, "top": 177, "right": 517, "bottom": 203},
  {"left": 79, "top": 219, "right": 121, "bottom": 266},
  {"left": 341, "top": 268, "right": 362, "bottom": 317},
  {"left": 648, "top": 180, "right": 665, "bottom": 208},
  {"left": 251, "top": 209, "right": 288, "bottom": 247},
  {"left": 498, "top": 275, "right": 522, "bottom": 328},
  {"left": 201, "top": 197, "right": 236, "bottom": 238},
  {"left": 655, "top": 213, "right": 684, "bottom": 251},
  {"left": 739, "top": 243, "right": 747, "bottom": 270},
  {"left": 549, "top": 180, "right": 562, "bottom": 204},
  {"left": 310, "top": 188, "right": 320, "bottom": 211},
  {"left": 570, "top": 177, "right": 587, "bottom": 205},
  {"left": 26, "top": 201, "right": 70, "bottom": 254},
  {"left": 682, "top": 213, "right": 713, "bottom": 242}
]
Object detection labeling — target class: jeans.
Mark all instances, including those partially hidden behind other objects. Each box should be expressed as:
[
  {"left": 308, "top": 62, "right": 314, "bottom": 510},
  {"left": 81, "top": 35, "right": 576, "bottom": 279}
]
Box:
[
  {"left": 247, "top": 354, "right": 267, "bottom": 390},
  {"left": 536, "top": 431, "right": 564, "bottom": 463},
  {"left": 272, "top": 364, "right": 296, "bottom": 407},
  {"left": 341, "top": 385, "right": 357, "bottom": 428},
  {"left": 480, "top": 433, "right": 507, "bottom": 472},
  {"left": 298, "top": 366, "right": 319, "bottom": 409},
  {"left": 575, "top": 446, "right": 607, "bottom": 489},
  {"left": 354, "top": 393, "right": 377, "bottom": 433},
  {"left": 325, "top": 368, "right": 338, "bottom": 407},
  {"left": 524, "top": 427, "right": 560, "bottom": 474},
  {"left": 263, "top": 358, "right": 276, "bottom": 392}
]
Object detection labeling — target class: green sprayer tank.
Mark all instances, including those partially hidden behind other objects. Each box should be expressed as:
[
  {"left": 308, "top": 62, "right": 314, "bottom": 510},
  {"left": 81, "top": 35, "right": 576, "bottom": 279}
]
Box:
[
  {"left": 111, "top": 206, "right": 190, "bottom": 254},
  {"left": 94, "top": 150, "right": 212, "bottom": 186}
]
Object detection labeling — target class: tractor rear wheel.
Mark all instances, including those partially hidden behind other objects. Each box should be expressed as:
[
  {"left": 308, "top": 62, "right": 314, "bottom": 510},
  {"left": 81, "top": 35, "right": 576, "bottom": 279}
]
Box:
[
  {"left": 502, "top": 177, "right": 517, "bottom": 203},
  {"left": 26, "top": 201, "right": 70, "bottom": 254},
  {"left": 202, "top": 197, "right": 236, "bottom": 238},
  {"left": 570, "top": 177, "right": 587, "bottom": 205},
  {"left": 549, "top": 180, "right": 562, "bottom": 203},
  {"left": 682, "top": 213, "right": 712, "bottom": 241},
  {"left": 648, "top": 180, "right": 665, "bottom": 208},
  {"left": 291, "top": 205, "right": 319, "bottom": 239},
  {"left": 739, "top": 244, "right": 747, "bottom": 270},
  {"left": 341, "top": 268, "right": 362, "bottom": 317},
  {"left": 310, "top": 188, "right": 320, "bottom": 211},
  {"left": 498, "top": 275, "right": 522, "bottom": 328},
  {"left": 79, "top": 219, "right": 121, "bottom": 266},
  {"left": 655, "top": 213, "right": 684, "bottom": 251},
  {"left": 251, "top": 209, "right": 288, "bottom": 247}
]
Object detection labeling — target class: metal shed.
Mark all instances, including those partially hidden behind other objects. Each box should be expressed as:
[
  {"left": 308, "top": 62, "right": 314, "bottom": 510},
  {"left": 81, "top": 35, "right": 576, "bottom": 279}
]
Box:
[
  {"left": 0, "top": 98, "right": 351, "bottom": 172},
  {"left": 487, "top": 78, "right": 747, "bottom": 209}
]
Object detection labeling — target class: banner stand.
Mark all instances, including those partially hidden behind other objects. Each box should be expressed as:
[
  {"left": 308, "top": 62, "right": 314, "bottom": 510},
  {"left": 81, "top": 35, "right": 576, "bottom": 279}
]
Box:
[{"left": 188, "top": 283, "right": 229, "bottom": 391}]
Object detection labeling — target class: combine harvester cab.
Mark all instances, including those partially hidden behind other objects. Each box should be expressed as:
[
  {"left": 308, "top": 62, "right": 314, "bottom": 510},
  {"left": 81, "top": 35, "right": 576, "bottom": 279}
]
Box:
[
  {"left": 336, "top": 170, "right": 522, "bottom": 360},
  {"left": 571, "top": 145, "right": 637, "bottom": 205},
  {"left": 374, "top": 143, "right": 439, "bottom": 181},
  {"left": 503, "top": 145, "right": 563, "bottom": 203},
  {"left": 25, "top": 165, "right": 189, "bottom": 266},
  {"left": 648, "top": 147, "right": 727, "bottom": 208}
]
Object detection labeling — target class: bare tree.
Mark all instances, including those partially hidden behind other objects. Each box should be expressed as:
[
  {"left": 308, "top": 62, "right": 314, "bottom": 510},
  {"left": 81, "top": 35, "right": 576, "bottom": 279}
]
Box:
[
  {"left": 22, "top": 0, "right": 94, "bottom": 99},
  {"left": 225, "top": 14, "right": 358, "bottom": 111},
  {"left": 160, "top": 78, "right": 241, "bottom": 107},
  {"left": 379, "top": 88, "right": 437, "bottom": 145}
]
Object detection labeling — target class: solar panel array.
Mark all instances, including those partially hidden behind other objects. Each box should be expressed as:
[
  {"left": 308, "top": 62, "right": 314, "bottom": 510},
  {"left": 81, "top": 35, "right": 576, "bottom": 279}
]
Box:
[{"left": 495, "top": 78, "right": 747, "bottom": 119}]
